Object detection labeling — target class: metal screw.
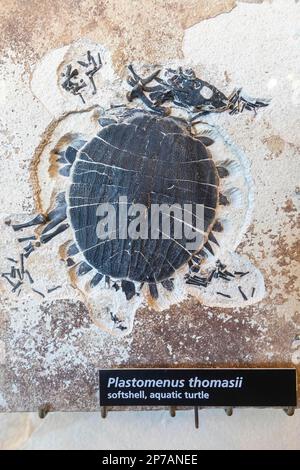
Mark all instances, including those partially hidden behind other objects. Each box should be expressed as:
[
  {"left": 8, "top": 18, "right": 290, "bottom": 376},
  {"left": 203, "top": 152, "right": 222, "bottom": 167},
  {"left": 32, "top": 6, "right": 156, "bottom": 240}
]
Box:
[
  {"left": 225, "top": 407, "right": 233, "bottom": 416},
  {"left": 283, "top": 407, "right": 295, "bottom": 416},
  {"left": 101, "top": 406, "right": 108, "bottom": 418},
  {"left": 38, "top": 403, "right": 51, "bottom": 419}
]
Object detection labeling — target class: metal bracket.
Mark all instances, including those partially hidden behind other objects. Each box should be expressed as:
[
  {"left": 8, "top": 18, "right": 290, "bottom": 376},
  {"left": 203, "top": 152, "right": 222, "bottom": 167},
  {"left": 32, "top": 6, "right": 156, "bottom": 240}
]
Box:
[{"left": 194, "top": 406, "right": 199, "bottom": 429}]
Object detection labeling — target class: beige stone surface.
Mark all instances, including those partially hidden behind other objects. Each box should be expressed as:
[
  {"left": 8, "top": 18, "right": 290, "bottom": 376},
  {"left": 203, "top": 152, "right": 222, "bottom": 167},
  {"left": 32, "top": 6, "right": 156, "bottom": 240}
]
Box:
[
  {"left": 1, "top": 408, "right": 300, "bottom": 450},
  {"left": 0, "top": 1, "right": 246, "bottom": 71},
  {"left": 0, "top": 0, "right": 299, "bottom": 431}
]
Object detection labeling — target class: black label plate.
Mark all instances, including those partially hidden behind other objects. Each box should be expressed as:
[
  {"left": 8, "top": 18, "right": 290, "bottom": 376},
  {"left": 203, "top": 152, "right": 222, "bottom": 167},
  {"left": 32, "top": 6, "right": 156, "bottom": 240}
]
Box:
[{"left": 99, "top": 368, "right": 297, "bottom": 407}]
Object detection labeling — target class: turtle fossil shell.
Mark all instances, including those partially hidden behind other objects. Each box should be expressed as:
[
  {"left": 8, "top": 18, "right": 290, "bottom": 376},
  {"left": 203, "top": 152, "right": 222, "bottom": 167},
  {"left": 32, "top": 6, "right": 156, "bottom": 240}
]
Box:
[{"left": 68, "top": 111, "right": 219, "bottom": 283}]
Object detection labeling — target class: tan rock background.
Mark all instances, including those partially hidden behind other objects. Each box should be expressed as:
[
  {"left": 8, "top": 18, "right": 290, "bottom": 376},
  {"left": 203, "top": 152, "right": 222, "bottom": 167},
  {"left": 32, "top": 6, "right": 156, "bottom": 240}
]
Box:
[
  {"left": 0, "top": 0, "right": 299, "bottom": 449},
  {"left": 0, "top": 1, "right": 262, "bottom": 70}
]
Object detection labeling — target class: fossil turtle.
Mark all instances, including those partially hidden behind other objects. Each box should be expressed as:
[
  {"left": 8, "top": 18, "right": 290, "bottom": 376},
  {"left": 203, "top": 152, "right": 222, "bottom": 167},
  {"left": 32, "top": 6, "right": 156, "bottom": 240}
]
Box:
[{"left": 10, "top": 65, "right": 268, "bottom": 302}]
